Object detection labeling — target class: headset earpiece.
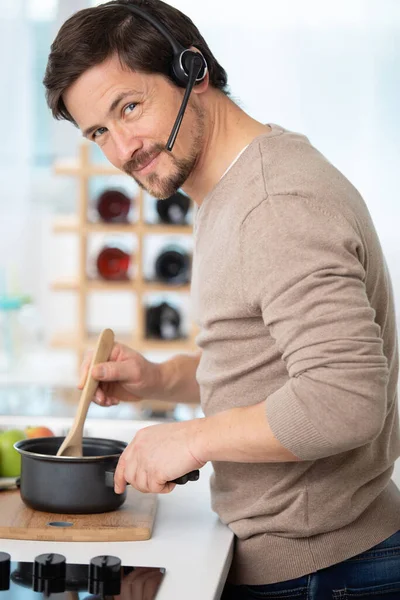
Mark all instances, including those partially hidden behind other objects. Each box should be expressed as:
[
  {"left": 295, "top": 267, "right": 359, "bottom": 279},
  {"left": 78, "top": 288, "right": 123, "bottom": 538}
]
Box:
[{"left": 171, "top": 49, "right": 208, "bottom": 88}]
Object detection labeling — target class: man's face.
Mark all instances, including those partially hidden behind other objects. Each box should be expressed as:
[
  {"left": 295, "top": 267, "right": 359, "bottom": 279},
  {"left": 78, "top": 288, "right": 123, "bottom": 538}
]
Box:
[{"left": 63, "top": 54, "right": 205, "bottom": 199}]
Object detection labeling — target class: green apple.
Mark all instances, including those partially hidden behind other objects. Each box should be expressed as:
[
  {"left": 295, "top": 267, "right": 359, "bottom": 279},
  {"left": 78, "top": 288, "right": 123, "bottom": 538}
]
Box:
[{"left": 0, "top": 429, "right": 26, "bottom": 477}]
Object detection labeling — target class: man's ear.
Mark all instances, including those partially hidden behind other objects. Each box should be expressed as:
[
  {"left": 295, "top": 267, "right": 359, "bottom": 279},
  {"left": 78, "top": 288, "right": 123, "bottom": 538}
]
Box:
[{"left": 193, "top": 69, "right": 209, "bottom": 94}]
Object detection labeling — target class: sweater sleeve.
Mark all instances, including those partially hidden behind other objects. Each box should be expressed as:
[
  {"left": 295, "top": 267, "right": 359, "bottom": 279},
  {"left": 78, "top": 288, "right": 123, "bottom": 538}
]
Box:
[{"left": 240, "top": 194, "right": 389, "bottom": 460}]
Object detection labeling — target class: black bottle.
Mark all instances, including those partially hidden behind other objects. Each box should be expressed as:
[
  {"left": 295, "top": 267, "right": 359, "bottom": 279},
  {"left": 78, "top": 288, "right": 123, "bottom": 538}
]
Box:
[
  {"left": 156, "top": 191, "right": 190, "bottom": 224},
  {"left": 146, "top": 302, "right": 182, "bottom": 340},
  {"left": 154, "top": 245, "right": 190, "bottom": 284}
]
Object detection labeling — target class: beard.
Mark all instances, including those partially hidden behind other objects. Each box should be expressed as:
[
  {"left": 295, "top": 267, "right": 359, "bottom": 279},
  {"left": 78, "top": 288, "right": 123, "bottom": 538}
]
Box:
[{"left": 122, "top": 103, "right": 205, "bottom": 199}]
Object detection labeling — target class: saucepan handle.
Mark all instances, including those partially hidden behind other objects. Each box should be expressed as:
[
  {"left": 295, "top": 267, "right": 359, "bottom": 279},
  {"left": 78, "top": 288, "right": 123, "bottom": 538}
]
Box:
[
  {"left": 105, "top": 469, "right": 200, "bottom": 488},
  {"left": 172, "top": 470, "right": 200, "bottom": 485}
]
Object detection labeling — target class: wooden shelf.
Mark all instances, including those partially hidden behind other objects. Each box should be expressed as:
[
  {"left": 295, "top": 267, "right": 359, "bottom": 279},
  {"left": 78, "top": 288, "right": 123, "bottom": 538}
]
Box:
[
  {"left": 144, "top": 224, "right": 193, "bottom": 235},
  {"left": 87, "top": 279, "right": 134, "bottom": 291},
  {"left": 50, "top": 331, "right": 80, "bottom": 349},
  {"left": 53, "top": 216, "right": 137, "bottom": 234},
  {"left": 51, "top": 278, "right": 134, "bottom": 292},
  {"left": 50, "top": 141, "right": 196, "bottom": 366},
  {"left": 53, "top": 217, "right": 193, "bottom": 235},
  {"left": 53, "top": 215, "right": 79, "bottom": 233},
  {"left": 53, "top": 215, "right": 193, "bottom": 235},
  {"left": 54, "top": 160, "right": 120, "bottom": 177},
  {"left": 87, "top": 222, "right": 137, "bottom": 233},
  {"left": 144, "top": 281, "right": 191, "bottom": 293},
  {"left": 50, "top": 332, "right": 133, "bottom": 349},
  {"left": 51, "top": 332, "right": 196, "bottom": 352},
  {"left": 51, "top": 279, "right": 191, "bottom": 293},
  {"left": 51, "top": 278, "right": 79, "bottom": 292}
]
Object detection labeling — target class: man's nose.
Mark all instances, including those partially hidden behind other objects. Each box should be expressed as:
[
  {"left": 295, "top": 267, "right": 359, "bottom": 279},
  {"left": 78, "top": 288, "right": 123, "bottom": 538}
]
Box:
[{"left": 112, "top": 125, "right": 141, "bottom": 164}]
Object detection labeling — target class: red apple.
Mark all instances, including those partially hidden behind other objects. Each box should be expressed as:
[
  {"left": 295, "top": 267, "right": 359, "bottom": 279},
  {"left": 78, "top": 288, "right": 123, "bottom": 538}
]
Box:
[{"left": 25, "top": 426, "right": 55, "bottom": 439}]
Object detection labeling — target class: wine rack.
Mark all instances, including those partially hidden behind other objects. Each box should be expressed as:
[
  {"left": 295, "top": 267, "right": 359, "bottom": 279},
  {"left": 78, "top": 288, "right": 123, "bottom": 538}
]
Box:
[{"left": 50, "top": 140, "right": 198, "bottom": 366}]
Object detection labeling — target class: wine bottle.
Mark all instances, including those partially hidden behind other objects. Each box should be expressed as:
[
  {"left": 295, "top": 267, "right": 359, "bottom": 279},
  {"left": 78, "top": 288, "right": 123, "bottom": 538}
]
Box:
[
  {"left": 146, "top": 302, "right": 182, "bottom": 339},
  {"left": 154, "top": 245, "right": 190, "bottom": 284},
  {"left": 156, "top": 191, "right": 190, "bottom": 225},
  {"left": 96, "top": 189, "right": 131, "bottom": 223},
  {"left": 96, "top": 246, "right": 131, "bottom": 280}
]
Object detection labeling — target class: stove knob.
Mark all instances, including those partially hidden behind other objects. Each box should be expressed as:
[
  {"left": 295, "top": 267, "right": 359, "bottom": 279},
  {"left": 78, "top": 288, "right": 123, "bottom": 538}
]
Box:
[
  {"left": 89, "top": 555, "right": 121, "bottom": 596},
  {"left": 0, "top": 552, "right": 10, "bottom": 591},
  {"left": 33, "top": 553, "right": 66, "bottom": 580},
  {"left": 33, "top": 553, "right": 66, "bottom": 594}
]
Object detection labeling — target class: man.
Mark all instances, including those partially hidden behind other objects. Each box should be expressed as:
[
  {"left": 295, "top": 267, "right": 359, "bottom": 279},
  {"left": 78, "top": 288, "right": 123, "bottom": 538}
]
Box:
[{"left": 44, "top": 0, "right": 400, "bottom": 597}]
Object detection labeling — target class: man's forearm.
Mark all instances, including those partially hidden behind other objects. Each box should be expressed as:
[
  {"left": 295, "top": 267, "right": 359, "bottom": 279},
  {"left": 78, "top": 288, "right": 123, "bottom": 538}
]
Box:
[
  {"left": 191, "top": 401, "right": 301, "bottom": 463},
  {"left": 159, "top": 351, "right": 201, "bottom": 404}
]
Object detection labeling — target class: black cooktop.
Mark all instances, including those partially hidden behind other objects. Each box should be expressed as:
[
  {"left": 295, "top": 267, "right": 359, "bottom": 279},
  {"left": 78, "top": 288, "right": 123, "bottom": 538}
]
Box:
[{"left": 0, "top": 552, "right": 165, "bottom": 598}]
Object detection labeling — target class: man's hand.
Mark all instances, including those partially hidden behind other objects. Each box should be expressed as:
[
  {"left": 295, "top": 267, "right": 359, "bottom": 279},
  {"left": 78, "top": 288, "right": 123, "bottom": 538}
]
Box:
[
  {"left": 78, "top": 342, "right": 164, "bottom": 406},
  {"left": 114, "top": 420, "right": 205, "bottom": 494}
]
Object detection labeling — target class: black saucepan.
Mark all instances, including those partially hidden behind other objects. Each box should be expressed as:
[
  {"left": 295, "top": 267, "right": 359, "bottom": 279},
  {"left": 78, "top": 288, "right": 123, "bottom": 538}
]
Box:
[{"left": 14, "top": 436, "right": 199, "bottom": 514}]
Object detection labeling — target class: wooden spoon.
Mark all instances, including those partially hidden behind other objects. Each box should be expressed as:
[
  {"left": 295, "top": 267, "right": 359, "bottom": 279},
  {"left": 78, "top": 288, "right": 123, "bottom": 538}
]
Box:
[{"left": 56, "top": 328, "right": 115, "bottom": 457}]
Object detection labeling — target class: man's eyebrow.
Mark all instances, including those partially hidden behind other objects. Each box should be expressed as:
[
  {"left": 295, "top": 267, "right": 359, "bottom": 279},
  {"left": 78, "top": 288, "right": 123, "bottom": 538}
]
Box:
[{"left": 82, "top": 89, "right": 141, "bottom": 139}]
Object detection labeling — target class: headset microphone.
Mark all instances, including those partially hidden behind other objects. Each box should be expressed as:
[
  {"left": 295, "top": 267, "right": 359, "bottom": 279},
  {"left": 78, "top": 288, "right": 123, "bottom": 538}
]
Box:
[
  {"left": 166, "top": 54, "right": 204, "bottom": 151},
  {"left": 112, "top": 2, "right": 208, "bottom": 152}
]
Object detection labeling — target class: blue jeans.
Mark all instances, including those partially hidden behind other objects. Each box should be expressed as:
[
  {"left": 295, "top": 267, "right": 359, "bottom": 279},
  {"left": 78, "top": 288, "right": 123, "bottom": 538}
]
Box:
[{"left": 221, "top": 530, "right": 400, "bottom": 599}]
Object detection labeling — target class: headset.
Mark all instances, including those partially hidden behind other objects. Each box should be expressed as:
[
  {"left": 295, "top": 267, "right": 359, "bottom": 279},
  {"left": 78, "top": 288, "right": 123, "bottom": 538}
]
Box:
[{"left": 111, "top": 2, "right": 208, "bottom": 151}]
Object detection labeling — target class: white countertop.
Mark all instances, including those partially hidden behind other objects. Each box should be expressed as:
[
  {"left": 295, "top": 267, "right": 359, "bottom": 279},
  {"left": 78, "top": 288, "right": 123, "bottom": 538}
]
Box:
[{"left": 0, "top": 416, "right": 235, "bottom": 600}]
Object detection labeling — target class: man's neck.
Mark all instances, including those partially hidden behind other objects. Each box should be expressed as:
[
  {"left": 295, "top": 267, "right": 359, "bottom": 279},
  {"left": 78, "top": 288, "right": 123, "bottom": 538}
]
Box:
[{"left": 182, "top": 91, "right": 270, "bottom": 205}]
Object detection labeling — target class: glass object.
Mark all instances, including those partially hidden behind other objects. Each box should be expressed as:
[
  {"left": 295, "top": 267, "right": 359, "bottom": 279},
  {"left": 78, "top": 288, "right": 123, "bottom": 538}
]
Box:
[
  {"left": 156, "top": 191, "right": 190, "bottom": 224},
  {"left": 96, "top": 189, "right": 131, "bottom": 223},
  {"left": 154, "top": 245, "right": 190, "bottom": 284},
  {"left": 96, "top": 246, "right": 131, "bottom": 281},
  {"left": 146, "top": 302, "right": 182, "bottom": 340}
]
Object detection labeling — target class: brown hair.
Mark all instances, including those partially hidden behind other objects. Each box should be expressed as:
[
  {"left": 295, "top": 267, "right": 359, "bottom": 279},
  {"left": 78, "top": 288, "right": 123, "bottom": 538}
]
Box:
[{"left": 43, "top": 0, "right": 229, "bottom": 124}]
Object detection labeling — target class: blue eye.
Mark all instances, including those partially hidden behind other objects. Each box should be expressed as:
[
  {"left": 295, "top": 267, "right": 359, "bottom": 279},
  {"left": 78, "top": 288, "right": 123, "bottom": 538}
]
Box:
[
  {"left": 124, "top": 102, "right": 137, "bottom": 115},
  {"left": 93, "top": 127, "right": 107, "bottom": 140}
]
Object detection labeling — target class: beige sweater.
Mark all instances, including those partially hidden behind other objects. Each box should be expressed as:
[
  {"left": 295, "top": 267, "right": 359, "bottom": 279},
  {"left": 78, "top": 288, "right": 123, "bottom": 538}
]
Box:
[{"left": 191, "top": 123, "right": 400, "bottom": 585}]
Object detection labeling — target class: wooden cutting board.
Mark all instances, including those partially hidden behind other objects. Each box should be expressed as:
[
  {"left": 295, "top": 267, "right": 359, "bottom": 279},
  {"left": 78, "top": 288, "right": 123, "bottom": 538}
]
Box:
[{"left": 0, "top": 488, "right": 157, "bottom": 542}]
